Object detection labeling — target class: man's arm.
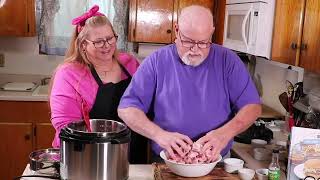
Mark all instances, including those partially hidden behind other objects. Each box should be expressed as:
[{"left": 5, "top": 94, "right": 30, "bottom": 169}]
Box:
[
  {"left": 197, "top": 104, "right": 261, "bottom": 160},
  {"left": 118, "top": 107, "right": 193, "bottom": 158},
  {"left": 217, "top": 103, "right": 261, "bottom": 140}
]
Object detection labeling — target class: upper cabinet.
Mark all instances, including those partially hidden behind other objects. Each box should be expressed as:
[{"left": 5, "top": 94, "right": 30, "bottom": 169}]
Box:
[
  {"left": 129, "top": 0, "right": 220, "bottom": 44},
  {"left": 129, "top": 0, "right": 174, "bottom": 43},
  {"left": 271, "top": 0, "right": 320, "bottom": 74},
  {"left": 0, "top": 0, "right": 36, "bottom": 36}
]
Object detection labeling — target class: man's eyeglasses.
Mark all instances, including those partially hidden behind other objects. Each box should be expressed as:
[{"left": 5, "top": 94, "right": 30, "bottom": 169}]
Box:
[
  {"left": 178, "top": 31, "right": 211, "bottom": 49},
  {"left": 304, "top": 176, "right": 320, "bottom": 180},
  {"left": 86, "top": 35, "right": 118, "bottom": 48}
]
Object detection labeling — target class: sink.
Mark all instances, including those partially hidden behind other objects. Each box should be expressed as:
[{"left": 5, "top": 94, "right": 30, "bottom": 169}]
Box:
[{"left": 32, "top": 85, "right": 49, "bottom": 96}]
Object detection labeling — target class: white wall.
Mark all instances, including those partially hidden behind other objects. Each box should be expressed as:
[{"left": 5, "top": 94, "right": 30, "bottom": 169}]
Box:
[
  {"left": 0, "top": 37, "right": 63, "bottom": 75},
  {"left": 254, "top": 57, "right": 303, "bottom": 115}
]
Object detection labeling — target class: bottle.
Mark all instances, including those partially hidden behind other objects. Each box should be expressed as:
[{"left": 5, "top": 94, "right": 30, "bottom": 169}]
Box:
[{"left": 268, "top": 149, "right": 280, "bottom": 180}]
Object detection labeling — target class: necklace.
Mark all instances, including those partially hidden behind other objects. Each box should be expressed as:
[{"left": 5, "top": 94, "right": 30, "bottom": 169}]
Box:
[{"left": 96, "top": 60, "right": 115, "bottom": 77}]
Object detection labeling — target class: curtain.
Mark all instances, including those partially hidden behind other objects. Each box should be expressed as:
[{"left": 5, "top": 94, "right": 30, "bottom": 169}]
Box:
[
  {"left": 113, "top": 0, "right": 130, "bottom": 51},
  {"left": 37, "top": 0, "right": 115, "bottom": 56}
]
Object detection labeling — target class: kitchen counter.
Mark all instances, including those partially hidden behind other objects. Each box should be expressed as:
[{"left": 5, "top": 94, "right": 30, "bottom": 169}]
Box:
[
  {"left": 231, "top": 142, "right": 287, "bottom": 180},
  {"left": 0, "top": 73, "right": 49, "bottom": 101},
  {"left": 0, "top": 89, "right": 48, "bottom": 101},
  {"left": 21, "top": 164, "right": 154, "bottom": 180}
]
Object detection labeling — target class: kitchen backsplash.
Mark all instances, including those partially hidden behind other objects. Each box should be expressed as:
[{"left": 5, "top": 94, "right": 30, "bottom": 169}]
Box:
[
  {"left": 0, "top": 37, "right": 63, "bottom": 75},
  {"left": 1, "top": 36, "right": 319, "bottom": 113},
  {"left": 254, "top": 57, "right": 320, "bottom": 116}
]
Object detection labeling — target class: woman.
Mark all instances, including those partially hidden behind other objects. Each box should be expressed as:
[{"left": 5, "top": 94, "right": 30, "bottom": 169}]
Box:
[{"left": 50, "top": 5, "right": 147, "bottom": 163}]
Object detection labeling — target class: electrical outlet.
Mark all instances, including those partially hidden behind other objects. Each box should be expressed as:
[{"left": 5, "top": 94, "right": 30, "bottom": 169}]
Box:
[{"left": 0, "top": 53, "right": 4, "bottom": 67}]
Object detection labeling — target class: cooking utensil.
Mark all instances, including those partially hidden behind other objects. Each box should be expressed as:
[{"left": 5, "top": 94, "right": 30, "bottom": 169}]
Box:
[
  {"left": 81, "top": 100, "right": 92, "bottom": 132},
  {"left": 59, "top": 119, "right": 130, "bottom": 180},
  {"left": 279, "top": 92, "right": 289, "bottom": 112},
  {"left": 29, "top": 148, "right": 60, "bottom": 175}
]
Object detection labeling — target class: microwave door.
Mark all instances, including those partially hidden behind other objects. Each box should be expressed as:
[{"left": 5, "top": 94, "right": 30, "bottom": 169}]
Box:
[{"left": 224, "top": 6, "right": 252, "bottom": 53}]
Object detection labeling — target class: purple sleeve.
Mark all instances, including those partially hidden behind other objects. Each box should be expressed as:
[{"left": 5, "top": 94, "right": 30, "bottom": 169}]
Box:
[
  {"left": 225, "top": 51, "right": 261, "bottom": 111},
  {"left": 119, "top": 56, "right": 156, "bottom": 113}
]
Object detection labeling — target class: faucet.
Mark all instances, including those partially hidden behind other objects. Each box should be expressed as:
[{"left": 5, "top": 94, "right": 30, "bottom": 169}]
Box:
[{"left": 41, "top": 77, "right": 51, "bottom": 86}]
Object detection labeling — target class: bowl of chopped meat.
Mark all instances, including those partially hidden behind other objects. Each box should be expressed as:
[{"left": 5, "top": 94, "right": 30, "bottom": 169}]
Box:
[{"left": 159, "top": 143, "right": 222, "bottom": 177}]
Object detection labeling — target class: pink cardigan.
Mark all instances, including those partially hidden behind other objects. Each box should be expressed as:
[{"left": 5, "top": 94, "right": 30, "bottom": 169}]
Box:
[{"left": 50, "top": 53, "right": 139, "bottom": 147}]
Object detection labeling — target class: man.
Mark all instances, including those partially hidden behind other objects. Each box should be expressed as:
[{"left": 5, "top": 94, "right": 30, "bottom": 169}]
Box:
[{"left": 118, "top": 5, "right": 261, "bottom": 161}]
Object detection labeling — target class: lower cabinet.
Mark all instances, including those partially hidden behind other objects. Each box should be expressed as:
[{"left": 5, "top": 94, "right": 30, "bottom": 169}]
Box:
[
  {"left": 35, "top": 123, "right": 56, "bottom": 150},
  {"left": 0, "top": 123, "right": 33, "bottom": 180},
  {"left": 0, "top": 101, "right": 54, "bottom": 179}
]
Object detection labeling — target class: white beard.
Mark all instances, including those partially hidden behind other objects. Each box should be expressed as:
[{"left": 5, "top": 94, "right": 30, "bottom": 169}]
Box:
[{"left": 181, "top": 51, "right": 206, "bottom": 67}]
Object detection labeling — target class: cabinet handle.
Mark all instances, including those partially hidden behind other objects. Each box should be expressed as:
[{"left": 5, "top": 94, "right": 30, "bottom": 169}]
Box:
[
  {"left": 167, "top": 29, "right": 172, "bottom": 34},
  {"left": 291, "top": 43, "right": 298, "bottom": 50},
  {"left": 301, "top": 43, "right": 307, "bottom": 50},
  {"left": 25, "top": 134, "right": 31, "bottom": 140}
]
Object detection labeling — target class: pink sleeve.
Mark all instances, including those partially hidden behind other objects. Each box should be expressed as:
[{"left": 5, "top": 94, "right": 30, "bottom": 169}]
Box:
[{"left": 50, "top": 65, "right": 83, "bottom": 148}]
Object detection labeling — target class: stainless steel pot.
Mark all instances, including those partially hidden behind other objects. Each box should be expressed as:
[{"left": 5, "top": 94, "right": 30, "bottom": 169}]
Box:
[
  {"left": 59, "top": 119, "right": 130, "bottom": 180},
  {"left": 29, "top": 148, "right": 60, "bottom": 176}
]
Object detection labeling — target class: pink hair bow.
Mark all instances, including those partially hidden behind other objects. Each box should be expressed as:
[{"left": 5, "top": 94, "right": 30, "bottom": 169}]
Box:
[{"left": 72, "top": 5, "right": 104, "bottom": 29}]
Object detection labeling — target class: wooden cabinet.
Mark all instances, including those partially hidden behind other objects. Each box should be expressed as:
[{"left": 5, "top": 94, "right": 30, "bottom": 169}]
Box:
[
  {"left": 0, "top": 123, "right": 33, "bottom": 180},
  {"left": 0, "top": 101, "right": 54, "bottom": 179},
  {"left": 128, "top": 0, "right": 225, "bottom": 44},
  {"left": 271, "top": 0, "right": 320, "bottom": 74},
  {"left": 35, "top": 123, "right": 55, "bottom": 150},
  {"left": 130, "top": 0, "right": 174, "bottom": 43},
  {"left": 0, "top": 0, "right": 36, "bottom": 36}
]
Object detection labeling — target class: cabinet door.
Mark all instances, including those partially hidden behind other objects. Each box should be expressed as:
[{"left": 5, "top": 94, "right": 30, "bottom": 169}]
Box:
[
  {"left": 35, "top": 123, "right": 56, "bottom": 149},
  {"left": 271, "top": 0, "right": 305, "bottom": 65},
  {"left": 131, "top": 0, "right": 174, "bottom": 43},
  {"left": 172, "top": 0, "right": 214, "bottom": 41},
  {"left": 0, "top": 123, "right": 33, "bottom": 180},
  {"left": 299, "top": 0, "right": 320, "bottom": 74},
  {"left": 0, "top": 0, "right": 35, "bottom": 36}
]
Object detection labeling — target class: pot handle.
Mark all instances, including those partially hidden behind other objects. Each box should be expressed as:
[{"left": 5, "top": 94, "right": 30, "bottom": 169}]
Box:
[{"left": 111, "top": 139, "right": 121, "bottom": 144}]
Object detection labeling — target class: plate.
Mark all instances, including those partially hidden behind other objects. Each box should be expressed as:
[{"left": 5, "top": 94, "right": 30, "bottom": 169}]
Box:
[{"left": 294, "top": 163, "right": 305, "bottom": 179}]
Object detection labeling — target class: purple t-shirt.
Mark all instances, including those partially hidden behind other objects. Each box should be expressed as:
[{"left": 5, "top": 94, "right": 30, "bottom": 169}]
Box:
[{"left": 119, "top": 44, "right": 260, "bottom": 156}]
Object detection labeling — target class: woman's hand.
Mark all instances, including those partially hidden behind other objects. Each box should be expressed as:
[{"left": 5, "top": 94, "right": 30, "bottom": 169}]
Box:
[{"left": 154, "top": 130, "right": 193, "bottom": 159}]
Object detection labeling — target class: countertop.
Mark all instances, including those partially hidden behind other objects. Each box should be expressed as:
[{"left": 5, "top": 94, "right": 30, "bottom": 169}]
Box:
[
  {"left": 231, "top": 131, "right": 288, "bottom": 179},
  {"left": 21, "top": 164, "right": 154, "bottom": 180},
  {"left": 21, "top": 140, "right": 288, "bottom": 179},
  {"left": 0, "top": 74, "right": 49, "bottom": 101}
]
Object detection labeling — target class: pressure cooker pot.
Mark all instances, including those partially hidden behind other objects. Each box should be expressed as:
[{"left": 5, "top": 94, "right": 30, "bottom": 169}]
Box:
[{"left": 59, "top": 119, "right": 130, "bottom": 180}]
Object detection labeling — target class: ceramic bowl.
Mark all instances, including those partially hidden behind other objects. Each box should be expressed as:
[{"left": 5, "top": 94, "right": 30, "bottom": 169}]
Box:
[
  {"left": 251, "top": 139, "right": 268, "bottom": 148},
  {"left": 253, "top": 148, "right": 272, "bottom": 161},
  {"left": 159, "top": 150, "right": 222, "bottom": 177},
  {"left": 238, "top": 168, "right": 255, "bottom": 180},
  {"left": 223, "top": 158, "right": 244, "bottom": 173},
  {"left": 256, "top": 168, "right": 269, "bottom": 180}
]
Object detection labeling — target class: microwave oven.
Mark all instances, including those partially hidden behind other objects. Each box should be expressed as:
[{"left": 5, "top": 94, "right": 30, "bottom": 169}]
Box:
[{"left": 223, "top": 0, "right": 275, "bottom": 59}]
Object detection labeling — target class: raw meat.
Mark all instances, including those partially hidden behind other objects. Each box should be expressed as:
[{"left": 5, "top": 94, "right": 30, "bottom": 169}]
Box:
[{"left": 168, "top": 143, "right": 216, "bottom": 164}]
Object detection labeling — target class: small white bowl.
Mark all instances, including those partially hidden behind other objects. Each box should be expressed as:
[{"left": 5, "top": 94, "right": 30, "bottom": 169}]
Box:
[
  {"left": 238, "top": 168, "right": 255, "bottom": 180},
  {"left": 159, "top": 150, "right": 222, "bottom": 177},
  {"left": 253, "top": 148, "right": 272, "bottom": 161},
  {"left": 223, "top": 158, "right": 244, "bottom": 173},
  {"left": 251, "top": 139, "right": 268, "bottom": 148},
  {"left": 256, "top": 168, "right": 269, "bottom": 180}
]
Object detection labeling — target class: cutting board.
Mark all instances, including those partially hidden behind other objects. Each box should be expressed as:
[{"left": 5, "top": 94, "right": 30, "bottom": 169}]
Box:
[
  {"left": 1, "top": 82, "right": 37, "bottom": 91},
  {"left": 153, "top": 163, "right": 240, "bottom": 180}
]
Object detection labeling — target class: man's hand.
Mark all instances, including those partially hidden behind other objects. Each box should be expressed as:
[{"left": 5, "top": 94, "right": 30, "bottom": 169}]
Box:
[
  {"left": 196, "top": 129, "right": 232, "bottom": 161},
  {"left": 154, "top": 130, "right": 193, "bottom": 159}
]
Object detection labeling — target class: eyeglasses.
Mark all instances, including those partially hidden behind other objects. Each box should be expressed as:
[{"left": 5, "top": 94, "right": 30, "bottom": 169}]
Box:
[
  {"left": 178, "top": 31, "right": 211, "bottom": 49},
  {"left": 86, "top": 35, "right": 118, "bottom": 48},
  {"left": 304, "top": 176, "right": 320, "bottom": 180}
]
